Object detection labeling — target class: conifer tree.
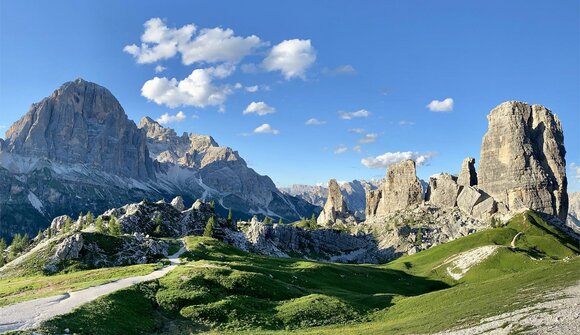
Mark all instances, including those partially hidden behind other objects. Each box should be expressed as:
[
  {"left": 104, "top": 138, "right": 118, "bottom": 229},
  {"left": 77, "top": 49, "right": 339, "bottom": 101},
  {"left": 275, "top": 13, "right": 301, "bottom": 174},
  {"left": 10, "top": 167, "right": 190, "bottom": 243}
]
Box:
[
  {"left": 203, "top": 216, "right": 215, "bottom": 237},
  {"left": 95, "top": 216, "right": 105, "bottom": 233}
]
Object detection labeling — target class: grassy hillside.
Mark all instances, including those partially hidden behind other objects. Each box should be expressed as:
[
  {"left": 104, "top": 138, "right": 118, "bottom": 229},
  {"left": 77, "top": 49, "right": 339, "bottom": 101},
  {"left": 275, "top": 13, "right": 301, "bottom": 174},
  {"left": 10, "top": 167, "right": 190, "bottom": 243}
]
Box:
[{"left": 35, "top": 211, "right": 580, "bottom": 334}]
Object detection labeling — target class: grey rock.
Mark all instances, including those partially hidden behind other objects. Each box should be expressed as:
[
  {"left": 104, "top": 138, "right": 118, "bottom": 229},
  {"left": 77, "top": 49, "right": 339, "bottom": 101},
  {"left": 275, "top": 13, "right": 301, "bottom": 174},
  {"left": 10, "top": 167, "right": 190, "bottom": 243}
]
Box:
[
  {"left": 458, "top": 157, "right": 477, "bottom": 186},
  {"left": 53, "top": 233, "right": 84, "bottom": 261},
  {"left": 170, "top": 196, "right": 185, "bottom": 211},
  {"left": 457, "top": 186, "right": 485, "bottom": 215},
  {"left": 317, "top": 179, "right": 357, "bottom": 226},
  {"left": 426, "top": 173, "right": 459, "bottom": 208},
  {"left": 4, "top": 79, "right": 155, "bottom": 180},
  {"left": 478, "top": 101, "right": 568, "bottom": 220},
  {"left": 366, "top": 160, "right": 423, "bottom": 217}
]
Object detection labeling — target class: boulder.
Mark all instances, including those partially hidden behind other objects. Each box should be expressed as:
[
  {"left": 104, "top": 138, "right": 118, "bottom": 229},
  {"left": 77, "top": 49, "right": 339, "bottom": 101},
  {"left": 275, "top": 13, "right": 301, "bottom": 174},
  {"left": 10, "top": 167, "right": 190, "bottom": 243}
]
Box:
[
  {"left": 478, "top": 101, "right": 568, "bottom": 220},
  {"left": 425, "top": 173, "right": 459, "bottom": 208},
  {"left": 457, "top": 157, "right": 477, "bottom": 186},
  {"left": 457, "top": 186, "right": 485, "bottom": 214},
  {"left": 170, "top": 196, "right": 185, "bottom": 211}
]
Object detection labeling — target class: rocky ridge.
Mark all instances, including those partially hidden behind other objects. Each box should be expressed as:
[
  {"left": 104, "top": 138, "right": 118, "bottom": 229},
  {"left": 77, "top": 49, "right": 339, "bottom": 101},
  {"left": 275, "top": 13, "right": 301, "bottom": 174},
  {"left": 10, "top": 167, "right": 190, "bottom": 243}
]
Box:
[{"left": 316, "top": 179, "right": 357, "bottom": 226}]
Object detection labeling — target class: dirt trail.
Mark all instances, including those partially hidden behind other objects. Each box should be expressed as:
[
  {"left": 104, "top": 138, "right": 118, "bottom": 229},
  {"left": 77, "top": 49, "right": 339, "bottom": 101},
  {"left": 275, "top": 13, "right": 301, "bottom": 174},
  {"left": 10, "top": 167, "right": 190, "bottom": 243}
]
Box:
[
  {"left": 510, "top": 232, "right": 523, "bottom": 249},
  {"left": 0, "top": 245, "right": 186, "bottom": 333}
]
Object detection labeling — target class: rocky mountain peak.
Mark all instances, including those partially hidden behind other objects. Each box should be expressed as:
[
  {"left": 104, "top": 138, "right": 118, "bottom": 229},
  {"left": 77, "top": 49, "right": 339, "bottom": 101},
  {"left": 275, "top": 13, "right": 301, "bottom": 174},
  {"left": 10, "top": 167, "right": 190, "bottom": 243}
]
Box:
[
  {"left": 458, "top": 157, "right": 477, "bottom": 186},
  {"left": 3, "top": 78, "right": 155, "bottom": 180},
  {"left": 478, "top": 101, "right": 567, "bottom": 220}
]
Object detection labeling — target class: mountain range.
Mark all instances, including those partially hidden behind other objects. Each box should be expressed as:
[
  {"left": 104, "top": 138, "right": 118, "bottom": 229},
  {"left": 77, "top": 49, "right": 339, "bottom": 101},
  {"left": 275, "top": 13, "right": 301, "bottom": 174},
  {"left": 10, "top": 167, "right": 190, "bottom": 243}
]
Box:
[{"left": 0, "top": 79, "right": 318, "bottom": 241}]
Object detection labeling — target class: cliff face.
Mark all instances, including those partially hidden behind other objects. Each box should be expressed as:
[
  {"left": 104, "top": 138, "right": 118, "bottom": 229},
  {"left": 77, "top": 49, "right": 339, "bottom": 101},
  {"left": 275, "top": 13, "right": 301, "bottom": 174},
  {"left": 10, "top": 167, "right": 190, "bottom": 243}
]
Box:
[
  {"left": 4, "top": 79, "right": 155, "bottom": 180},
  {"left": 478, "top": 101, "right": 568, "bottom": 220},
  {"left": 365, "top": 160, "right": 423, "bottom": 217}
]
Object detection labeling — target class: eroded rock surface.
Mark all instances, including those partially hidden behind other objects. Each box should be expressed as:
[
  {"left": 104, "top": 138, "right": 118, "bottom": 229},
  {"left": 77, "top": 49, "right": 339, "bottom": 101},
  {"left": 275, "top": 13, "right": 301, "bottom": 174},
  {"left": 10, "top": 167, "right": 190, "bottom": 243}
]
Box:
[
  {"left": 317, "top": 179, "right": 357, "bottom": 226},
  {"left": 478, "top": 101, "right": 568, "bottom": 220},
  {"left": 366, "top": 160, "right": 423, "bottom": 217}
]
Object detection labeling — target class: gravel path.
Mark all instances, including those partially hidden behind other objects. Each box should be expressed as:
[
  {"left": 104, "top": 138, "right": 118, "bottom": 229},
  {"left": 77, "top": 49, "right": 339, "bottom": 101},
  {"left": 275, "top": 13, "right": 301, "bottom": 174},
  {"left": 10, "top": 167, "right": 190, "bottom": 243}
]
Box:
[
  {"left": 435, "top": 281, "right": 580, "bottom": 335},
  {"left": 0, "top": 245, "right": 186, "bottom": 333}
]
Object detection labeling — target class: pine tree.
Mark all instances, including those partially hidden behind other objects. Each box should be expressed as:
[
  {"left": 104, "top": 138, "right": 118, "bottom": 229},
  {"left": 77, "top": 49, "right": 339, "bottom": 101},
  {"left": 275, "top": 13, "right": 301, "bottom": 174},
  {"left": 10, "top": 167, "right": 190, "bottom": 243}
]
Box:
[
  {"left": 63, "top": 217, "right": 72, "bottom": 233},
  {"left": 415, "top": 227, "right": 423, "bottom": 246},
  {"left": 278, "top": 218, "right": 283, "bottom": 225},
  {"left": 227, "top": 209, "right": 233, "bottom": 225},
  {"left": 8, "top": 234, "right": 23, "bottom": 260},
  {"left": 78, "top": 211, "right": 84, "bottom": 229},
  {"left": 309, "top": 213, "right": 317, "bottom": 229},
  {"left": 85, "top": 211, "right": 94, "bottom": 228},
  {"left": 109, "top": 217, "right": 122, "bottom": 236},
  {"left": 153, "top": 214, "right": 163, "bottom": 236},
  {"left": 204, "top": 216, "right": 215, "bottom": 237},
  {"left": 47, "top": 227, "right": 52, "bottom": 239},
  {"left": 36, "top": 229, "right": 43, "bottom": 241},
  {"left": 209, "top": 200, "right": 216, "bottom": 212},
  {"left": 95, "top": 216, "right": 105, "bottom": 233}
]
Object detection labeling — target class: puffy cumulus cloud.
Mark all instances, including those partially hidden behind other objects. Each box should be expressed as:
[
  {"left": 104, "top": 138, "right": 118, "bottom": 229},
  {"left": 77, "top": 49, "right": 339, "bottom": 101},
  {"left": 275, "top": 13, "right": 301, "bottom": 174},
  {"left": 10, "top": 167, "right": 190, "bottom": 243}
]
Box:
[
  {"left": 322, "top": 64, "right": 357, "bottom": 76},
  {"left": 334, "top": 145, "right": 348, "bottom": 154},
  {"left": 352, "top": 145, "right": 362, "bottom": 153},
  {"left": 156, "top": 111, "right": 186, "bottom": 124},
  {"left": 426, "top": 98, "right": 454, "bottom": 112},
  {"left": 180, "top": 27, "right": 264, "bottom": 65},
  {"left": 141, "top": 64, "right": 237, "bottom": 109},
  {"left": 339, "top": 109, "right": 369, "bottom": 120},
  {"left": 123, "top": 18, "right": 196, "bottom": 64},
  {"left": 305, "top": 118, "right": 326, "bottom": 125},
  {"left": 254, "top": 123, "right": 279, "bottom": 135},
  {"left": 361, "top": 151, "right": 436, "bottom": 168},
  {"left": 154, "top": 65, "right": 167, "bottom": 73},
  {"left": 243, "top": 101, "right": 276, "bottom": 116},
  {"left": 124, "top": 18, "right": 264, "bottom": 65},
  {"left": 262, "top": 39, "right": 316, "bottom": 80},
  {"left": 359, "top": 133, "right": 378, "bottom": 144}
]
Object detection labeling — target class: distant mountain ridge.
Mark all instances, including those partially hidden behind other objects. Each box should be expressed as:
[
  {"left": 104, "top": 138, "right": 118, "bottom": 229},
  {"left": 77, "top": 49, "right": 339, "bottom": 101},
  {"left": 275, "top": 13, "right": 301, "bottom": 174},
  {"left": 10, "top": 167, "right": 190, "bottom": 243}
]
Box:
[
  {"left": 280, "top": 179, "right": 379, "bottom": 219},
  {"left": 0, "top": 79, "right": 317, "bottom": 240}
]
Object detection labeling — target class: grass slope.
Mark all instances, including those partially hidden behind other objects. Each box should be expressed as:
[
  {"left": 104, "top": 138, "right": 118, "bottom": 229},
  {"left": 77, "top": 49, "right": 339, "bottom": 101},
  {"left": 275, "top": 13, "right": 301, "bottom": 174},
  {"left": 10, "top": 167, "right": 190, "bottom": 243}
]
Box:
[{"left": 37, "top": 211, "right": 580, "bottom": 334}]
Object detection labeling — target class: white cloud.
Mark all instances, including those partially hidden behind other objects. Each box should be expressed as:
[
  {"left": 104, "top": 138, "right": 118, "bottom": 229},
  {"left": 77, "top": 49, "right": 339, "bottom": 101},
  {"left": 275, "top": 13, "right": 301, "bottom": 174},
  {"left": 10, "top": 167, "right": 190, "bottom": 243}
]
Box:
[
  {"left": 154, "top": 65, "right": 167, "bottom": 73},
  {"left": 123, "top": 18, "right": 196, "bottom": 64},
  {"left": 180, "top": 27, "right": 264, "bottom": 65},
  {"left": 245, "top": 85, "right": 259, "bottom": 92},
  {"left": 156, "top": 111, "right": 186, "bottom": 124},
  {"left": 359, "top": 133, "right": 378, "bottom": 144},
  {"left": 426, "top": 98, "right": 454, "bottom": 112},
  {"left": 339, "top": 109, "right": 370, "bottom": 120},
  {"left": 334, "top": 145, "right": 348, "bottom": 154},
  {"left": 322, "top": 64, "right": 357, "bottom": 76},
  {"left": 262, "top": 39, "right": 316, "bottom": 80},
  {"left": 348, "top": 128, "right": 365, "bottom": 134},
  {"left": 361, "top": 151, "right": 436, "bottom": 168},
  {"left": 305, "top": 118, "right": 326, "bottom": 125},
  {"left": 243, "top": 101, "right": 276, "bottom": 116},
  {"left": 254, "top": 123, "right": 279, "bottom": 135},
  {"left": 399, "top": 120, "right": 415, "bottom": 126},
  {"left": 141, "top": 64, "right": 237, "bottom": 109},
  {"left": 124, "top": 18, "right": 264, "bottom": 65},
  {"left": 352, "top": 145, "right": 362, "bottom": 153},
  {"left": 570, "top": 163, "right": 580, "bottom": 182}
]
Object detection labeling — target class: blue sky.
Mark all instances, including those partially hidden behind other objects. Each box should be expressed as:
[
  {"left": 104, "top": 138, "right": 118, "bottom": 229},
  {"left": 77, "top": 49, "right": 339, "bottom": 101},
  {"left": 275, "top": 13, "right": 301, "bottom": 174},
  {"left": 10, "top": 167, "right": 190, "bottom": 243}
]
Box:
[{"left": 1, "top": 1, "right": 579, "bottom": 190}]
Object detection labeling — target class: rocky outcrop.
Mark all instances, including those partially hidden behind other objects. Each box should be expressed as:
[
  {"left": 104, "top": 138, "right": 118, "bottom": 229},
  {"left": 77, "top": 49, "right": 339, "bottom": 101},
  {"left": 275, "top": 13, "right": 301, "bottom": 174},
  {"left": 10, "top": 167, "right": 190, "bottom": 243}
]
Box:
[
  {"left": 317, "top": 179, "right": 357, "bottom": 226},
  {"left": 170, "top": 196, "right": 185, "bottom": 211},
  {"left": 426, "top": 174, "right": 460, "bottom": 208},
  {"left": 3, "top": 79, "right": 155, "bottom": 180},
  {"left": 366, "top": 160, "right": 423, "bottom": 217},
  {"left": 458, "top": 157, "right": 477, "bottom": 186},
  {"left": 478, "top": 101, "right": 568, "bottom": 220},
  {"left": 567, "top": 192, "right": 580, "bottom": 234}
]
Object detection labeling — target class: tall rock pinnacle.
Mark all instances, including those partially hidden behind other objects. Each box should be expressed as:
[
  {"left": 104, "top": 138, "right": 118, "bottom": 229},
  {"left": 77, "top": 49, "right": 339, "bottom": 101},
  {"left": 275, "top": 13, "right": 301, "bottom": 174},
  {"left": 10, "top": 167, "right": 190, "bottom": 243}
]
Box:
[{"left": 478, "top": 101, "right": 567, "bottom": 220}]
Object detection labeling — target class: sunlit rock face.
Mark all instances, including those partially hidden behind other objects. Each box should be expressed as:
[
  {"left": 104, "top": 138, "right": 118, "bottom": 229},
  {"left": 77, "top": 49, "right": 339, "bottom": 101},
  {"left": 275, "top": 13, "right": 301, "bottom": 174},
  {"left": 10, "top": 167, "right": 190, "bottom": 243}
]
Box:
[{"left": 478, "top": 101, "right": 567, "bottom": 220}]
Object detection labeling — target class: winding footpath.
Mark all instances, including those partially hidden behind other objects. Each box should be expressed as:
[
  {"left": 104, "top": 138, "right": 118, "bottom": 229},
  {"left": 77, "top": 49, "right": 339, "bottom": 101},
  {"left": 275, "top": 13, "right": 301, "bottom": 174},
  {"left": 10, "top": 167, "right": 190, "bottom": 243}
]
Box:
[{"left": 0, "top": 245, "right": 186, "bottom": 333}]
